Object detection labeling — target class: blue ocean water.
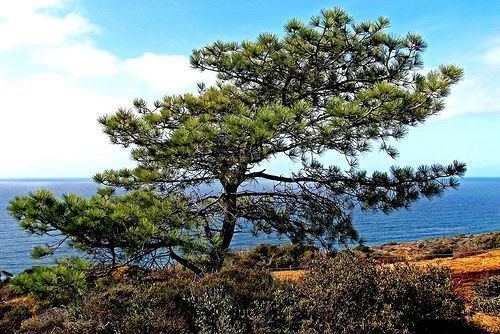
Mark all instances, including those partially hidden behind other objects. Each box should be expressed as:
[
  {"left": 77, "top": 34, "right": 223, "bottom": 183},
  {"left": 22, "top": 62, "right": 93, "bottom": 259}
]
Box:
[{"left": 1, "top": 178, "right": 499, "bottom": 274}]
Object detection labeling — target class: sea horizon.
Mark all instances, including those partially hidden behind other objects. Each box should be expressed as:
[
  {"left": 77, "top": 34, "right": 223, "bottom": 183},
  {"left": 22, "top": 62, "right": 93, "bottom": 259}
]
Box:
[
  {"left": 2, "top": 176, "right": 499, "bottom": 180},
  {"left": 1, "top": 177, "right": 499, "bottom": 273}
]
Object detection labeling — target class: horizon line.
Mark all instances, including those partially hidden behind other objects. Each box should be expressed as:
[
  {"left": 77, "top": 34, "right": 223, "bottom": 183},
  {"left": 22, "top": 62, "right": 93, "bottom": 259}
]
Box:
[{"left": 1, "top": 176, "right": 500, "bottom": 181}]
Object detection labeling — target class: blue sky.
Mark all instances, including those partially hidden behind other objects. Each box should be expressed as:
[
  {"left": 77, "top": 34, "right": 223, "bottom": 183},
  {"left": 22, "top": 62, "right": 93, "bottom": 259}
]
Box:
[{"left": 0, "top": 0, "right": 499, "bottom": 177}]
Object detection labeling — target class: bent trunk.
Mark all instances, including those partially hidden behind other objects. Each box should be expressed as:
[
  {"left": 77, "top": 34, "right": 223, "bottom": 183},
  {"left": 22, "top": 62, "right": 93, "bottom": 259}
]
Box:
[{"left": 208, "top": 183, "right": 238, "bottom": 272}]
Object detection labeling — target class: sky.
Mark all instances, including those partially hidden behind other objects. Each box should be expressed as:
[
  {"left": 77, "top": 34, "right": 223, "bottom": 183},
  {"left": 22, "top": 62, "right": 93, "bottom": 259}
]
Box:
[{"left": 0, "top": 0, "right": 499, "bottom": 178}]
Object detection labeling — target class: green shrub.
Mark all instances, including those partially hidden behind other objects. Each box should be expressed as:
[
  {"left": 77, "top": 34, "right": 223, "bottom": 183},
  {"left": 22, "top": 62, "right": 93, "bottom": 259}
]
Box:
[
  {"left": 384, "top": 241, "right": 399, "bottom": 246},
  {"left": 353, "top": 243, "right": 372, "bottom": 253},
  {"left": 473, "top": 276, "right": 500, "bottom": 315},
  {"left": 478, "top": 233, "right": 500, "bottom": 250},
  {"left": 189, "top": 267, "right": 290, "bottom": 333},
  {"left": 10, "top": 258, "right": 90, "bottom": 307},
  {"left": 412, "top": 232, "right": 500, "bottom": 257},
  {"left": 2, "top": 252, "right": 477, "bottom": 334},
  {"left": 247, "top": 283, "right": 302, "bottom": 334},
  {"left": 190, "top": 253, "right": 472, "bottom": 334},
  {"left": 66, "top": 271, "right": 194, "bottom": 334},
  {"left": 190, "top": 285, "right": 249, "bottom": 334},
  {"left": 192, "top": 267, "right": 274, "bottom": 308},
  {"left": 231, "top": 243, "right": 318, "bottom": 269},
  {"left": 423, "top": 244, "right": 455, "bottom": 259},
  {"left": 290, "top": 254, "right": 470, "bottom": 333}
]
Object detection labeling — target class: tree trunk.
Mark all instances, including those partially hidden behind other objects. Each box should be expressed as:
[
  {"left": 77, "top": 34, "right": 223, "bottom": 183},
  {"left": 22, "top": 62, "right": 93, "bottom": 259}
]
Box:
[{"left": 208, "top": 183, "right": 238, "bottom": 271}]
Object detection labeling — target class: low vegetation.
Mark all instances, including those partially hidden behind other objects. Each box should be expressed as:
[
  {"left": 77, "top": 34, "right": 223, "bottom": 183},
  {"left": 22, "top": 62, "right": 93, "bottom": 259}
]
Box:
[
  {"left": 1, "top": 251, "right": 484, "bottom": 334},
  {"left": 373, "top": 232, "right": 500, "bottom": 260},
  {"left": 473, "top": 276, "right": 500, "bottom": 316},
  {"left": 228, "top": 243, "right": 319, "bottom": 269},
  {"left": 10, "top": 258, "right": 90, "bottom": 307}
]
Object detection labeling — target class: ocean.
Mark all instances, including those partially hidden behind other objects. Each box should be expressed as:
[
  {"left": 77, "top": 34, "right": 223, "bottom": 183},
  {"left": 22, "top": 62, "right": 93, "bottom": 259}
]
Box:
[{"left": 1, "top": 178, "right": 499, "bottom": 274}]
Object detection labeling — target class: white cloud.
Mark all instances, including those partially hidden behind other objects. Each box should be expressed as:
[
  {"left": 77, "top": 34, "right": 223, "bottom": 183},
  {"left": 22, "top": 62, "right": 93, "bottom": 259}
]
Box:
[
  {"left": 0, "top": 0, "right": 95, "bottom": 52},
  {"left": 438, "top": 41, "right": 500, "bottom": 119},
  {"left": 0, "top": 72, "right": 133, "bottom": 177},
  {"left": 33, "top": 43, "right": 120, "bottom": 77},
  {"left": 442, "top": 77, "right": 500, "bottom": 119},
  {"left": 124, "top": 53, "right": 216, "bottom": 93},
  {"left": 33, "top": 45, "right": 216, "bottom": 91},
  {"left": 0, "top": 1, "right": 215, "bottom": 177},
  {"left": 483, "top": 46, "right": 500, "bottom": 67}
]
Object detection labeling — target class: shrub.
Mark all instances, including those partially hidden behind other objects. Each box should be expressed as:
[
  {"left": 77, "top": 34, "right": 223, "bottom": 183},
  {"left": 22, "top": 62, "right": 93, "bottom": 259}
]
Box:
[
  {"left": 1, "top": 253, "right": 476, "bottom": 334},
  {"left": 231, "top": 243, "right": 318, "bottom": 269},
  {"left": 191, "top": 267, "right": 274, "bottom": 310},
  {"left": 10, "top": 258, "right": 90, "bottom": 307},
  {"left": 190, "top": 285, "right": 249, "bottom": 334},
  {"left": 367, "top": 250, "right": 405, "bottom": 264},
  {"left": 19, "top": 307, "right": 68, "bottom": 334},
  {"left": 376, "top": 264, "right": 466, "bottom": 331},
  {"left": 353, "top": 244, "right": 372, "bottom": 253},
  {"left": 473, "top": 276, "right": 500, "bottom": 315},
  {"left": 247, "top": 283, "right": 302, "bottom": 334},
  {"left": 478, "top": 233, "right": 500, "bottom": 249},
  {"left": 66, "top": 271, "right": 195, "bottom": 334},
  {"left": 384, "top": 241, "right": 399, "bottom": 246},
  {"left": 190, "top": 267, "right": 294, "bottom": 333},
  {"left": 189, "top": 253, "right": 472, "bottom": 334},
  {"left": 0, "top": 302, "right": 34, "bottom": 334},
  {"left": 281, "top": 253, "right": 468, "bottom": 333},
  {"left": 412, "top": 232, "right": 500, "bottom": 258},
  {"left": 423, "top": 244, "right": 455, "bottom": 259},
  {"left": 0, "top": 290, "right": 38, "bottom": 334}
]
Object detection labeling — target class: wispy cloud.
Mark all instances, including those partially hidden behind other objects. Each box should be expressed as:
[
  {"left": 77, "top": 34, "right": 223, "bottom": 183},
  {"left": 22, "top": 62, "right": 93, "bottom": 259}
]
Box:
[
  {"left": 0, "top": 1, "right": 95, "bottom": 52},
  {"left": 0, "top": 1, "right": 215, "bottom": 177},
  {"left": 33, "top": 43, "right": 120, "bottom": 77},
  {"left": 439, "top": 40, "right": 500, "bottom": 119}
]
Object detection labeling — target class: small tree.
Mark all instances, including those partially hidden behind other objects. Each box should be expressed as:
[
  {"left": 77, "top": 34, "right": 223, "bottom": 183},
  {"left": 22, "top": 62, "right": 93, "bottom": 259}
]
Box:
[{"left": 9, "top": 8, "right": 465, "bottom": 273}]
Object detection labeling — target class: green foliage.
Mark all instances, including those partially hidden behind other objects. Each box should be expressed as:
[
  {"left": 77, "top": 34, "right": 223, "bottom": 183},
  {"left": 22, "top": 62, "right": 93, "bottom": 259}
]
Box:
[
  {"left": 31, "top": 245, "right": 55, "bottom": 259},
  {"left": 425, "top": 244, "right": 455, "bottom": 259},
  {"left": 9, "top": 7, "right": 465, "bottom": 273},
  {"left": 94, "top": 7, "right": 465, "bottom": 271},
  {"left": 190, "top": 286, "right": 248, "bottom": 334},
  {"left": 1, "top": 254, "right": 479, "bottom": 334},
  {"left": 9, "top": 188, "right": 202, "bottom": 270},
  {"left": 192, "top": 267, "right": 274, "bottom": 305},
  {"left": 10, "top": 258, "right": 90, "bottom": 306},
  {"left": 189, "top": 254, "right": 471, "bottom": 334},
  {"left": 63, "top": 270, "right": 195, "bottom": 334},
  {"left": 230, "top": 243, "right": 318, "bottom": 268},
  {"left": 473, "top": 276, "right": 500, "bottom": 315}
]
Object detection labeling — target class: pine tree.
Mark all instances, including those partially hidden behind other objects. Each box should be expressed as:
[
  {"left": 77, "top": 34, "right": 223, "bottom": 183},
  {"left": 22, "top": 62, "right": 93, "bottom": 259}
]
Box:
[{"left": 9, "top": 8, "right": 465, "bottom": 274}]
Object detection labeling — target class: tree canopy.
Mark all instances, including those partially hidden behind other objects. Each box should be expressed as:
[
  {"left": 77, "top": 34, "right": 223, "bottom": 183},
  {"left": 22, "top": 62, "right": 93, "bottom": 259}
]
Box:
[{"left": 9, "top": 8, "right": 465, "bottom": 274}]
